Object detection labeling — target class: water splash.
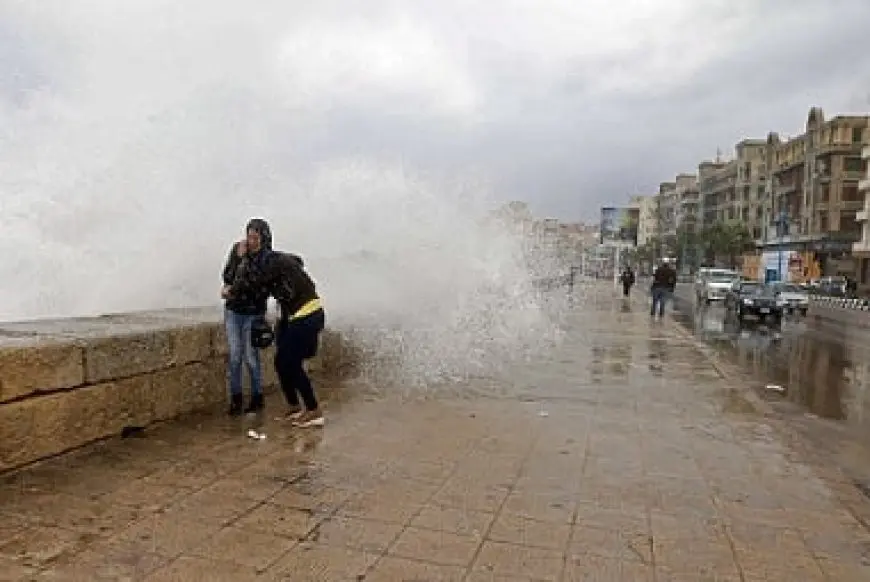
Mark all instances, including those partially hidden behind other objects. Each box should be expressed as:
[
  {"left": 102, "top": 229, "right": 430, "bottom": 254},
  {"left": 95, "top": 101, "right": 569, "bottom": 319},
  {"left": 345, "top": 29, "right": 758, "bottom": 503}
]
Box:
[{"left": 0, "top": 2, "right": 572, "bottom": 383}]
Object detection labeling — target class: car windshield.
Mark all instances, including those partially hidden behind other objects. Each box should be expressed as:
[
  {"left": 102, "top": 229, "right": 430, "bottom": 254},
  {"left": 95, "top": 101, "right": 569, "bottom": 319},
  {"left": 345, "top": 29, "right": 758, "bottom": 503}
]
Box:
[
  {"left": 710, "top": 275, "right": 734, "bottom": 283},
  {"left": 776, "top": 284, "right": 803, "bottom": 293},
  {"left": 740, "top": 284, "right": 762, "bottom": 294}
]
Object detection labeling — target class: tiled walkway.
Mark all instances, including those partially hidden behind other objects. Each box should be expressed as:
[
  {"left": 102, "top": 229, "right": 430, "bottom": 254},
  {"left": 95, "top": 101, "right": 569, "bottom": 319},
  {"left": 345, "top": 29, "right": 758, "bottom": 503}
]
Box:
[{"left": 2, "top": 286, "right": 869, "bottom": 580}]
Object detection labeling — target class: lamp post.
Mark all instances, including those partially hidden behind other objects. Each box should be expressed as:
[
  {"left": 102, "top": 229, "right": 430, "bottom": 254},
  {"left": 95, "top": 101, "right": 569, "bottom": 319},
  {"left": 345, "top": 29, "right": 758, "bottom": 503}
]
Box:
[{"left": 775, "top": 210, "right": 788, "bottom": 282}]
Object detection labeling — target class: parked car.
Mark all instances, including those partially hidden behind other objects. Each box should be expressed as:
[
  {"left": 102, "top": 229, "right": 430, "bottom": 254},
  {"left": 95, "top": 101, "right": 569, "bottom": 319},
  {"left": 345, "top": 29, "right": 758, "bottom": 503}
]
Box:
[
  {"left": 816, "top": 276, "right": 847, "bottom": 297},
  {"left": 695, "top": 269, "right": 739, "bottom": 304},
  {"left": 724, "top": 280, "right": 782, "bottom": 323},
  {"left": 771, "top": 282, "right": 809, "bottom": 315}
]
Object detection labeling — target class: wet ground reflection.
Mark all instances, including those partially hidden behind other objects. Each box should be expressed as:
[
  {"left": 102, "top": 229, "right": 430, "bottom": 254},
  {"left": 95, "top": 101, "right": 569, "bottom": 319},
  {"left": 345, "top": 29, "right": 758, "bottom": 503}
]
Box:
[{"left": 673, "top": 295, "right": 870, "bottom": 431}]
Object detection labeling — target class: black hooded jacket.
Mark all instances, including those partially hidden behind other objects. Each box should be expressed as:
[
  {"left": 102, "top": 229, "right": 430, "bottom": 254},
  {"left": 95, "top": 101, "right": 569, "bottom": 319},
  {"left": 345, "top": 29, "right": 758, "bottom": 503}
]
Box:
[
  {"left": 229, "top": 251, "right": 318, "bottom": 321},
  {"left": 222, "top": 218, "right": 273, "bottom": 315}
]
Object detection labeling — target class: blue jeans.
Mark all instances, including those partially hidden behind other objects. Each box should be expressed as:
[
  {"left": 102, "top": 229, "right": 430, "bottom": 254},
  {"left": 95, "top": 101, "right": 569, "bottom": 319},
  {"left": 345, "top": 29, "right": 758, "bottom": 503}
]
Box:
[
  {"left": 224, "top": 309, "right": 262, "bottom": 397},
  {"left": 650, "top": 288, "right": 670, "bottom": 317}
]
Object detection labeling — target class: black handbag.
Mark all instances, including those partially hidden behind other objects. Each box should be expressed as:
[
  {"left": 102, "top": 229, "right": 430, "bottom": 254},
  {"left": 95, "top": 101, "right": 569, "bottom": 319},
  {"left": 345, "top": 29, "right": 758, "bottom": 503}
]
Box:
[{"left": 250, "top": 316, "right": 275, "bottom": 349}]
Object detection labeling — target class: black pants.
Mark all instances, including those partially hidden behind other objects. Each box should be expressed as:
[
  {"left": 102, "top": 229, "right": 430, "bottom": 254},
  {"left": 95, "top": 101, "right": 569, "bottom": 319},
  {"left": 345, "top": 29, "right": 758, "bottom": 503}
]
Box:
[
  {"left": 274, "top": 308, "right": 325, "bottom": 411},
  {"left": 622, "top": 283, "right": 632, "bottom": 297}
]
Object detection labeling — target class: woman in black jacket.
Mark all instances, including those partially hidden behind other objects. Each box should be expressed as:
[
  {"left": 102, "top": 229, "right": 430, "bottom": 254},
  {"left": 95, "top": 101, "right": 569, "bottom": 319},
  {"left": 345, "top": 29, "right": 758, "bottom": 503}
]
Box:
[
  {"left": 220, "top": 219, "right": 272, "bottom": 415},
  {"left": 228, "top": 250, "right": 326, "bottom": 428}
]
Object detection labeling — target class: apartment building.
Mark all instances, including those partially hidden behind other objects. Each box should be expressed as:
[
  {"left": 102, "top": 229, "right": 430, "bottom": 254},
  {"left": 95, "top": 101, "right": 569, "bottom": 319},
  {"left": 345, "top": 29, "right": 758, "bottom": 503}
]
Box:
[
  {"left": 635, "top": 195, "right": 657, "bottom": 247},
  {"left": 733, "top": 139, "right": 767, "bottom": 240},
  {"left": 698, "top": 160, "right": 726, "bottom": 229},
  {"left": 656, "top": 181, "right": 677, "bottom": 239},
  {"left": 854, "top": 144, "right": 870, "bottom": 284},
  {"left": 709, "top": 160, "right": 738, "bottom": 225},
  {"left": 769, "top": 107, "right": 869, "bottom": 276},
  {"left": 674, "top": 173, "right": 700, "bottom": 234}
]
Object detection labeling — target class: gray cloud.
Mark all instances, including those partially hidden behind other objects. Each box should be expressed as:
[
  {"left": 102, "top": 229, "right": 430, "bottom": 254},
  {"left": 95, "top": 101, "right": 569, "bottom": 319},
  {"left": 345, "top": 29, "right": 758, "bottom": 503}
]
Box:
[{"left": 1, "top": 0, "right": 870, "bottom": 321}]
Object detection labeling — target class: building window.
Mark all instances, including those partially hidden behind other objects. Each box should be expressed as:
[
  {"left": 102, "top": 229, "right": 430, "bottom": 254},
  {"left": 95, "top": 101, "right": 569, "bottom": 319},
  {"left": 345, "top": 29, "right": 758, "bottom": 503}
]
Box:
[
  {"left": 843, "top": 185, "right": 861, "bottom": 202},
  {"left": 820, "top": 185, "right": 830, "bottom": 202},
  {"left": 818, "top": 211, "right": 828, "bottom": 232},
  {"left": 844, "top": 157, "right": 864, "bottom": 172},
  {"left": 841, "top": 211, "right": 860, "bottom": 234},
  {"left": 853, "top": 127, "right": 864, "bottom": 144}
]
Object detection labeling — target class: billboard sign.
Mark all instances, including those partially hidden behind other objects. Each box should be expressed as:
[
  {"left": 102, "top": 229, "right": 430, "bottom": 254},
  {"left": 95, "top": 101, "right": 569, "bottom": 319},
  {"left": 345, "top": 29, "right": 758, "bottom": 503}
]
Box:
[{"left": 600, "top": 206, "right": 639, "bottom": 245}]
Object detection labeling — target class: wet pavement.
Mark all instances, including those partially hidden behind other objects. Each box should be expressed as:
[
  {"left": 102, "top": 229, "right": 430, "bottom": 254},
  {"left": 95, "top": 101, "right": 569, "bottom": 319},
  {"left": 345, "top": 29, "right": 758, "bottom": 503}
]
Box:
[
  {"left": 2, "top": 284, "right": 870, "bottom": 581},
  {"left": 672, "top": 292, "right": 870, "bottom": 507}
]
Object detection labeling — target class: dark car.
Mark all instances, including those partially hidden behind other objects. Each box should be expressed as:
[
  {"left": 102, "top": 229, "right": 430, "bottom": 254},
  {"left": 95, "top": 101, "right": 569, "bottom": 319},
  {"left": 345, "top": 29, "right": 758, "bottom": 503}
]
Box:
[{"left": 724, "top": 281, "right": 782, "bottom": 323}]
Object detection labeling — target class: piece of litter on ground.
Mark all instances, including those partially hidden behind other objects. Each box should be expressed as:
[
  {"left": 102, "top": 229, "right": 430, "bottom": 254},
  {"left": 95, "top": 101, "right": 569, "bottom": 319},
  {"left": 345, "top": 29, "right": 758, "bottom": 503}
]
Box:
[
  {"left": 765, "top": 384, "right": 785, "bottom": 392},
  {"left": 246, "top": 429, "right": 260, "bottom": 439},
  {"left": 257, "top": 433, "right": 267, "bottom": 440}
]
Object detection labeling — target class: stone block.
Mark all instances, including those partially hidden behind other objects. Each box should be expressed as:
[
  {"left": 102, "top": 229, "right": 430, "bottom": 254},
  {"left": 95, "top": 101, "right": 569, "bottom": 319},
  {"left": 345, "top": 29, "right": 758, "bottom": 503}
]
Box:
[
  {"left": 151, "top": 362, "right": 226, "bottom": 421},
  {"left": 0, "top": 397, "right": 36, "bottom": 471},
  {"left": 0, "top": 335, "right": 84, "bottom": 403},
  {"left": 84, "top": 331, "right": 174, "bottom": 383},
  {"left": 167, "top": 324, "right": 214, "bottom": 365},
  {"left": 0, "top": 376, "right": 154, "bottom": 472}
]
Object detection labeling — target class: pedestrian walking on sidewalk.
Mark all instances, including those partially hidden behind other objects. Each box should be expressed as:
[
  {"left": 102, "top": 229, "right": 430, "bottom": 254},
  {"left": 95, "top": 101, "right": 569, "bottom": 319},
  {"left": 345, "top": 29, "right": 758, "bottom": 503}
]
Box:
[
  {"left": 620, "top": 267, "right": 635, "bottom": 298},
  {"left": 228, "top": 251, "right": 327, "bottom": 428},
  {"left": 650, "top": 260, "right": 676, "bottom": 318},
  {"left": 220, "top": 218, "right": 272, "bottom": 416}
]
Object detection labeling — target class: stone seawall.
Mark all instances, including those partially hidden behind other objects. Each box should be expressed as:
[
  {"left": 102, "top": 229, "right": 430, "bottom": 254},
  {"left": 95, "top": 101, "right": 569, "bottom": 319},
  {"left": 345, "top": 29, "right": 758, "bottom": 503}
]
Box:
[{"left": 0, "top": 307, "right": 357, "bottom": 473}]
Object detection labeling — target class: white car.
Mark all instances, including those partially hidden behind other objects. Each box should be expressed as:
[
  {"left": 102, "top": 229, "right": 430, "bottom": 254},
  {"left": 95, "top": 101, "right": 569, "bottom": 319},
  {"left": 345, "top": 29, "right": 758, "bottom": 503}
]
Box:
[
  {"left": 695, "top": 269, "right": 739, "bottom": 302},
  {"left": 772, "top": 282, "right": 809, "bottom": 315},
  {"left": 700, "top": 274, "right": 739, "bottom": 304}
]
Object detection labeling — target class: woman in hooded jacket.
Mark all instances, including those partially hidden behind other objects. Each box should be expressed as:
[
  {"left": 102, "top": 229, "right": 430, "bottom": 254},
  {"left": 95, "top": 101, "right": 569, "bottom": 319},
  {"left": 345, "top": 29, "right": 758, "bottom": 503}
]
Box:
[{"left": 220, "top": 218, "right": 273, "bottom": 415}]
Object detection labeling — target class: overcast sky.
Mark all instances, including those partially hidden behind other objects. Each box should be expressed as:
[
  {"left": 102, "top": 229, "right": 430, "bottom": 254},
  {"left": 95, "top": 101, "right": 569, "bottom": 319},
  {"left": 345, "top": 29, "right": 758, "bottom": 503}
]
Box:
[
  {"left": 3, "top": 1, "right": 870, "bottom": 221},
  {"left": 2, "top": 0, "right": 870, "bottom": 321}
]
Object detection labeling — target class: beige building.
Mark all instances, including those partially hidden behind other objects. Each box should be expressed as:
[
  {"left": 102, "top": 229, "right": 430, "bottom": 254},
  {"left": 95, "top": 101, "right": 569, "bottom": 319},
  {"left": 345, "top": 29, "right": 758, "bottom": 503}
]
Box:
[
  {"left": 733, "top": 139, "right": 768, "bottom": 240},
  {"left": 698, "top": 160, "right": 726, "bottom": 229},
  {"left": 854, "top": 144, "right": 870, "bottom": 283},
  {"left": 656, "top": 181, "right": 677, "bottom": 239},
  {"left": 769, "top": 107, "right": 869, "bottom": 276},
  {"left": 635, "top": 195, "right": 657, "bottom": 247},
  {"left": 674, "top": 173, "right": 700, "bottom": 235},
  {"left": 709, "top": 160, "right": 738, "bottom": 225}
]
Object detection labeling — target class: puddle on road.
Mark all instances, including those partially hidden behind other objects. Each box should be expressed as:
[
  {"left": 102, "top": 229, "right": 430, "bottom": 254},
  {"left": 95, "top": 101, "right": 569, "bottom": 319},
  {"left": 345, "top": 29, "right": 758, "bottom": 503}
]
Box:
[{"left": 673, "top": 295, "right": 870, "bottom": 428}]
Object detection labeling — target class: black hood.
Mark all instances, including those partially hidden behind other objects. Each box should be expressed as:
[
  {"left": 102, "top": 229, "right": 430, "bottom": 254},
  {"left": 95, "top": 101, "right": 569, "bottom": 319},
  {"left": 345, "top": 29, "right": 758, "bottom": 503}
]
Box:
[{"left": 246, "top": 218, "right": 272, "bottom": 252}]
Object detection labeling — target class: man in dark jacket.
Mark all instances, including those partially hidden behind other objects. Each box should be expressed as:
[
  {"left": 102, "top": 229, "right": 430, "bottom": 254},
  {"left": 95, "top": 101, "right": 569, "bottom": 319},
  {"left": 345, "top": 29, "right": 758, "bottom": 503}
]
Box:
[
  {"left": 650, "top": 260, "right": 676, "bottom": 318},
  {"left": 229, "top": 250, "right": 326, "bottom": 428},
  {"left": 620, "top": 267, "right": 635, "bottom": 298},
  {"left": 220, "top": 218, "right": 272, "bottom": 416}
]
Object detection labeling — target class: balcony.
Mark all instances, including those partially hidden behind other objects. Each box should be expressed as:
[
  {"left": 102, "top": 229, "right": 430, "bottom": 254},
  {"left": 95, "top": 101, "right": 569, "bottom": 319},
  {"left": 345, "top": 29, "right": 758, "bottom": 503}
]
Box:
[
  {"left": 843, "top": 170, "right": 865, "bottom": 182},
  {"left": 858, "top": 209, "right": 869, "bottom": 222},
  {"left": 853, "top": 240, "right": 870, "bottom": 254},
  {"left": 862, "top": 145, "right": 870, "bottom": 160},
  {"left": 775, "top": 182, "right": 799, "bottom": 195},
  {"left": 860, "top": 177, "right": 870, "bottom": 193}
]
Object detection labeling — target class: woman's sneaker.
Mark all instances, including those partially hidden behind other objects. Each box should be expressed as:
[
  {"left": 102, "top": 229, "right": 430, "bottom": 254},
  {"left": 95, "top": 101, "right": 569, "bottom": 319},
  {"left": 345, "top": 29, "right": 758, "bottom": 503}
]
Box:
[{"left": 292, "top": 410, "right": 325, "bottom": 428}]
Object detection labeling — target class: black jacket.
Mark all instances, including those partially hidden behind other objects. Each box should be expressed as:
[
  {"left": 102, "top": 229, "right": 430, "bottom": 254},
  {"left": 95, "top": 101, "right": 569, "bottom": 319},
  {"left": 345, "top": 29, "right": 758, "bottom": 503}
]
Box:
[
  {"left": 221, "top": 218, "right": 273, "bottom": 316},
  {"left": 651, "top": 265, "right": 676, "bottom": 291},
  {"left": 229, "top": 251, "right": 318, "bottom": 321}
]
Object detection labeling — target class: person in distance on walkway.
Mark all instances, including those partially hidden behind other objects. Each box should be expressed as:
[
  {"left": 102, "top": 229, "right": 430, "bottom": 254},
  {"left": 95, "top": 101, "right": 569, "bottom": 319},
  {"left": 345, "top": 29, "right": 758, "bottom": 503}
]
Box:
[
  {"left": 228, "top": 250, "right": 326, "bottom": 428},
  {"left": 620, "top": 266, "right": 635, "bottom": 298},
  {"left": 650, "top": 259, "right": 676, "bottom": 319},
  {"left": 220, "top": 219, "right": 273, "bottom": 416}
]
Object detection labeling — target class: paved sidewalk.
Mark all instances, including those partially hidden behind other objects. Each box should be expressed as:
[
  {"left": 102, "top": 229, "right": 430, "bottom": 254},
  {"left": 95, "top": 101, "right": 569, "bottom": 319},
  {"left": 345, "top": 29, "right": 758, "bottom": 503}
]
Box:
[{"left": 2, "top": 287, "right": 870, "bottom": 581}]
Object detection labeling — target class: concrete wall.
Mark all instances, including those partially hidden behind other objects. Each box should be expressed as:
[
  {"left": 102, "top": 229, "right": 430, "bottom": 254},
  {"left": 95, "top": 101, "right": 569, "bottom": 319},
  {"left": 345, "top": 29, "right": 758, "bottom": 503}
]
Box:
[{"left": 0, "top": 307, "right": 357, "bottom": 473}]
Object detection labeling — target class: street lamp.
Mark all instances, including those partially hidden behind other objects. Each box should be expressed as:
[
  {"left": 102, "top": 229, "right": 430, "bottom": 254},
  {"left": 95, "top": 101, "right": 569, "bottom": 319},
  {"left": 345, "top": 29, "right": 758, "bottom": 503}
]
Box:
[{"left": 775, "top": 210, "right": 788, "bottom": 282}]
